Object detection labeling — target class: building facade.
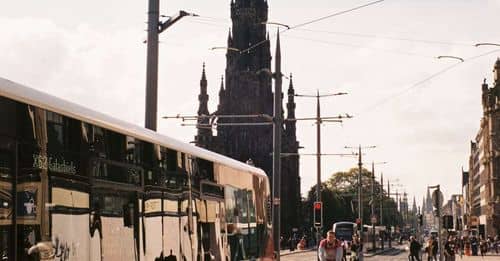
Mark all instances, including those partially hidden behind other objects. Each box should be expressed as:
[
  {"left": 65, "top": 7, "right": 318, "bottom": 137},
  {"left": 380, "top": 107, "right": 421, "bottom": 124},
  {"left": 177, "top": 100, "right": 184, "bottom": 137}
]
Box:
[
  {"left": 467, "top": 58, "right": 500, "bottom": 237},
  {"left": 423, "top": 188, "right": 437, "bottom": 230},
  {"left": 194, "top": 0, "right": 301, "bottom": 236}
]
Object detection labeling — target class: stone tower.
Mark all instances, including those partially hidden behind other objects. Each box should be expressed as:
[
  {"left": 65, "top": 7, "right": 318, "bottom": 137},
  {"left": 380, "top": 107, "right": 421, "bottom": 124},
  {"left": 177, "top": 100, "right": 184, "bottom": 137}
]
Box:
[{"left": 194, "top": 0, "right": 301, "bottom": 236}]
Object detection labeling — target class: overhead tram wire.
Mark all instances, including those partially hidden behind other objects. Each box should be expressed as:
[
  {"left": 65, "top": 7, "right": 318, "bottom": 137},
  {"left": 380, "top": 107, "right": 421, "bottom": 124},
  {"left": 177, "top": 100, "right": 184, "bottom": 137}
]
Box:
[
  {"left": 282, "top": 34, "right": 433, "bottom": 59},
  {"left": 293, "top": 28, "right": 473, "bottom": 47},
  {"left": 193, "top": 15, "right": 473, "bottom": 49},
  {"left": 239, "top": 0, "right": 386, "bottom": 54},
  {"left": 288, "top": 0, "right": 385, "bottom": 30},
  {"left": 356, "top": 48, "right": 500, "bottom": 115}
]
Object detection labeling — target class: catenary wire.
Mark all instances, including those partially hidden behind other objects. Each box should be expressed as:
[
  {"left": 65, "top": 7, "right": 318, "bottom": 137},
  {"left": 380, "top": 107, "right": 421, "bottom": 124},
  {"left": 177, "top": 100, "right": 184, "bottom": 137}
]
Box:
[
  {"left": 356, "top": 48, "right": 500, "bottom": 115},
  {"left": 239, "top": 0, "right": 386, "bottom": 54},
  {"left": 293, "top": 28, "right": 473, "bottom": 47},
  {"left": 283, "top": 34, "right": 433, "bottom": 58}
]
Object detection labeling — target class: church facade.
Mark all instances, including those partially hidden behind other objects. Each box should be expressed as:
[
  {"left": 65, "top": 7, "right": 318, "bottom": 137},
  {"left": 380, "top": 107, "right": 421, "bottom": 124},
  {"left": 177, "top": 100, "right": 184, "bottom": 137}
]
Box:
[{"left": 194, "top": 0, "right": 301, "bottom": 236}]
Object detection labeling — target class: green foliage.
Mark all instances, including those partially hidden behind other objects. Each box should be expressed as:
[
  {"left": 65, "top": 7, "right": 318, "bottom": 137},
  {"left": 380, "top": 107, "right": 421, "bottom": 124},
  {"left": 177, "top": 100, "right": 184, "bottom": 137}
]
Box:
[{"left": 303, "top": 167, "right": 404, "bottom": 233}]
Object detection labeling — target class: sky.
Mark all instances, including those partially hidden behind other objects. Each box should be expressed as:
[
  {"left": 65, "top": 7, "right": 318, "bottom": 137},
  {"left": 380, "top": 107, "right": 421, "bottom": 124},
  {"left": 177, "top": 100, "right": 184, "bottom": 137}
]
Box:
[{"left": 1, "top": 0, "right": 500, "bottom": 207}]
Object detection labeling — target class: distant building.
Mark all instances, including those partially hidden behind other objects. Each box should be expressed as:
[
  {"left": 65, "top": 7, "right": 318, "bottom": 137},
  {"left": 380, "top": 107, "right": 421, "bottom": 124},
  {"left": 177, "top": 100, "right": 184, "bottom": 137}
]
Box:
[
  {"left": 461, "top": 169, "right": 470, "bottom": 231},
  {"left": 467, "top": 58, "right": 500, "bottom": 237},
  {"left": 194, "top": 0, "right": 301, "bottom": 236},
  {"left": 423, "top": 187, "right": 437, "bottom": 230}
]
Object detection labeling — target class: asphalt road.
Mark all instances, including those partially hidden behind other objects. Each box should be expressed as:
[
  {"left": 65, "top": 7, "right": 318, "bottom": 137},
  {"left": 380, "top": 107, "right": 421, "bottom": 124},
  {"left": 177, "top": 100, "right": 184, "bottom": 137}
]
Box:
[
  {"left": 281, "top": 247, "right": 406, "bottom": 261},
  {"left": 281, "top": 245, "right": 500, "bottom": 261}
]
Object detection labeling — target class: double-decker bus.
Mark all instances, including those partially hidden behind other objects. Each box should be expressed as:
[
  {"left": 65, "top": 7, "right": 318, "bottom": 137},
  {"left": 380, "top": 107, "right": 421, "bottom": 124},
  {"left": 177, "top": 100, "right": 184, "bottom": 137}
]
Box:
[{"left": 0, "top": 77, "right": 273, "bottom": 261}]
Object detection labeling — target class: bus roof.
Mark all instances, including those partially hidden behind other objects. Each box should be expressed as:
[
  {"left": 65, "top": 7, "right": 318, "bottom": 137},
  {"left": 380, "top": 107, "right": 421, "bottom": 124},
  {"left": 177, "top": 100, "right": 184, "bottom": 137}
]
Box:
[
  {"left": 0, "top": 77, "right": 267, "bottom": 178},
  {"left": 333, "top": 222, "right": 356, "bottom": 226}
]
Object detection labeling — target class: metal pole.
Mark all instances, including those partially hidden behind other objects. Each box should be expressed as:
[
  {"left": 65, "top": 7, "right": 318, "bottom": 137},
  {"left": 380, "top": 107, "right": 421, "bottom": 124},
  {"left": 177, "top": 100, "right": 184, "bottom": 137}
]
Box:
[
  {"left": 371, "top": 162, "right": 375, "bottom": 251},
  {"left": 380, "top": 173, "right": 383, "bottom": 226},
  {"left": 358, "top": 145, "right": 364, "bottom": 257},
  {"left": 272, "top": 30, "right": 283, "bottom": 261},
  {"left": 145, "top": 0, "right": 160, "bottom": 131},
  {"left": 388, "top": 180, "right": 391, "bottom": 248},
  {"left": 380, "top": 173, "right": 384, "bottom": 250},
  {"left": 437, "top": 185, "right": 443, "bottom": 261},
  {"left": 316, "top": 90, "right": 322, "bottom": 246}
]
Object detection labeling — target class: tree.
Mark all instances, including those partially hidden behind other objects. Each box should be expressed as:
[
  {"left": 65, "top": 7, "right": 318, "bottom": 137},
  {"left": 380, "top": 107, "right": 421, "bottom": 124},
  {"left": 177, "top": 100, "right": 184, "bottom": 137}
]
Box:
[{"left": 304, "top": 167, "right": 404, "bottom": 233}]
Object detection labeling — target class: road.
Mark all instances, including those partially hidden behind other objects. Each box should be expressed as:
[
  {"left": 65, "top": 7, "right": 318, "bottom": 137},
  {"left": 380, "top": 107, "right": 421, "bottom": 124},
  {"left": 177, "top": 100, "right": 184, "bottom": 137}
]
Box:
[
  {"left": 280, "top": 246, "right": 500, "bottom": 260},
  {"left": 281, "top": 247, "right": 406, "bottom": 261}
]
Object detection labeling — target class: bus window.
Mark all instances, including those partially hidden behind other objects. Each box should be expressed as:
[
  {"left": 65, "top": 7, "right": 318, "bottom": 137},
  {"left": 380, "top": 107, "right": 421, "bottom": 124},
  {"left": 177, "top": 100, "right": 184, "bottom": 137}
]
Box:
[{"left": 333, "top": 222, "right": 356, "bottom": 242}]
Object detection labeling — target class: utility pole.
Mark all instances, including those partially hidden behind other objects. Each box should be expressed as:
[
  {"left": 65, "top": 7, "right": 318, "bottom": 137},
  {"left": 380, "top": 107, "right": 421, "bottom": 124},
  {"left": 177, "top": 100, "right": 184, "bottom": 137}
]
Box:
[
  {"left": 145, "top": 1, "right": 194, "bottom": 131},
  {"left": 344, "top": 145, "right": 376, "bottom": 258},
  {"left": 387, "top": 180, "right": 391, "bottom": 248},
  {"left": 380, "top": 173, "right": 384, "bottom": 250},
  {"left": 145, "top": 0, "right": 160, "bottom": 131},
  {"left": 295, "top": 91, "right": 348, "bottom": 245},
  {"left": 380, "top": 173, "right": 384, "bottom": 226},
  {"left": 385, "top": 180, "right": 402, "bottom": 248},
  {"left": 370, "top": 161, "right": 386, "bottom": 251},
  {"left": 358, "top": 146, "right": 363, "bottom": 243},
  {"left": 371, "top": 161, "right": 375, "bottom": 251}
]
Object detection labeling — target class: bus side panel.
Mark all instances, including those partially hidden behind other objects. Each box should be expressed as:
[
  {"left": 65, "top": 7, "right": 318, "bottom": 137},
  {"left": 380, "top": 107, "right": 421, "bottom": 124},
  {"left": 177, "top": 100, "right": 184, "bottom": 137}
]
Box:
[
  {"left": 51, "top": 213, "right": 90, "bottom": 260},
  {"left": 163, "top": 214, "right": 181, "bottom": 259},
  {"left": 142, "top": 215, "right": 162, "bottom": 260},
  {"left": 100, "top": 217, "right": 135, "bottom": 260}
]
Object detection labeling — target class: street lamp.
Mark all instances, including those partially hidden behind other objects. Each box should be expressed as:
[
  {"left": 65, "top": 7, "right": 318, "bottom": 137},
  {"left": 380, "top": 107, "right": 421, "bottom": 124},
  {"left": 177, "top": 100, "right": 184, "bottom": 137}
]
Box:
[{"left": 145, "top": 1, "right": 197, "bottom": 131}]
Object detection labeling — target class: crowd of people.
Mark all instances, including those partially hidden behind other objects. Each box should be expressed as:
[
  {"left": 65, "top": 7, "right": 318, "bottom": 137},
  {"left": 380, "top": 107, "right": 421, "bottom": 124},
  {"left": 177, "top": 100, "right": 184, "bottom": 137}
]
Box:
[
  {"left": 408, "top": 234, "right": 500, "bottom": 261},
  {"left": 282, "top": 229, "right": 500, "bottom": 261}
]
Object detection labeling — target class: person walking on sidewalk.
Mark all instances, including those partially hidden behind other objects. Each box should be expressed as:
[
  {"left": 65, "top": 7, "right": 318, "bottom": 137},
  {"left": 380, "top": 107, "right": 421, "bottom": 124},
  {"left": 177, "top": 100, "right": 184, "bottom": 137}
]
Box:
[
  {"left": 318, "top": 230, "right": 342, "bottom": 261},
  {"left": 409, "top": 236, "right": 422, "bottom": 261},
  {"left": 444, "top": 236, "right": 455, "bottom": 261},
  {"left": 426, "top": 237, "right": 438, "bottom": 261}
]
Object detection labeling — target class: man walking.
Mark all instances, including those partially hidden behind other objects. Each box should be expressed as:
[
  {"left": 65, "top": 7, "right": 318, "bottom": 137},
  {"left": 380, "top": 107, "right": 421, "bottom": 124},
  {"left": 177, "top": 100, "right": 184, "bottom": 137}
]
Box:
[{"left": 318, "top": 230, "right": 342, "bottom": 261}]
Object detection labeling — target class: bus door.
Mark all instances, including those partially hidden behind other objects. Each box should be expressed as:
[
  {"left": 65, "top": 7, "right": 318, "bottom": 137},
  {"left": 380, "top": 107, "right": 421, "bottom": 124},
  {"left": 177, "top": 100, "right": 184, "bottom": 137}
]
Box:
[
  {"left": 90, "top": 186, "right": 140, "bottom": 261},
  {"left": 0, "top": 146, "right": 14, "bottom": 261}
]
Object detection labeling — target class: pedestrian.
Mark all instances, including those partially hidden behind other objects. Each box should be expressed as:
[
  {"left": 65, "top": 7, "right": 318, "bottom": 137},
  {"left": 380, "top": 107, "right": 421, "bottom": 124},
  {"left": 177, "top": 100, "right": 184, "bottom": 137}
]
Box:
[
  {"left": 454, "top": 236, "right": 463, "bottom": 258},
  {"left": 444, "top": 236, "right": 455, "bottom": 261},
  {"left": 471, "top": 236, "right": 478, "bottom": 256},
  {"left": 480, "top": 237, "right": 487, "bottom": 257},
  {"left": 426, "top": 237, "right": 438, "bottom": 261},
  {"left": 409, "top": 236, "right": 422, "bottom": 261},
  {"left": 351, "top": 234, "right": 363, "bottom": 261},
  {"left": 318, "top": 230, "right": 342, "bottom": 261}
]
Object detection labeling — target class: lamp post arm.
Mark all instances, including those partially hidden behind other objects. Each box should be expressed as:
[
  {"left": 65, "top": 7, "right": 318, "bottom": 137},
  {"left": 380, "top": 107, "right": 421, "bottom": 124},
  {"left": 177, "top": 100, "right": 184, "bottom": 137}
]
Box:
[{"left": 159, "top": 10, "right": 197, "bottom": 33}]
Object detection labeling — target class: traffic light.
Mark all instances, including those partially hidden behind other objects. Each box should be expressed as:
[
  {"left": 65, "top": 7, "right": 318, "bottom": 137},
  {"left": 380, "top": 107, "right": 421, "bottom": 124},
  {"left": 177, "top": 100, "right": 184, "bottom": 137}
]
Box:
[
  {"left": 417, "top": 214, "right": 423, "bottom": 226},
  {"left": 313, "top": 201, "right": 323, "bottom": 228},
  {"left": 442, "top": 215, "right": 453, "bottom": 229}
]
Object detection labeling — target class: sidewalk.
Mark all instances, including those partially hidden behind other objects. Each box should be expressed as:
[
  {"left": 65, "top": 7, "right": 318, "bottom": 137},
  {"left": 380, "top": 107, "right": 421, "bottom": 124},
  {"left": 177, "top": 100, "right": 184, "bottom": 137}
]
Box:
[{"left": 446, "top": 253, "right": 500, "bottom": 260}]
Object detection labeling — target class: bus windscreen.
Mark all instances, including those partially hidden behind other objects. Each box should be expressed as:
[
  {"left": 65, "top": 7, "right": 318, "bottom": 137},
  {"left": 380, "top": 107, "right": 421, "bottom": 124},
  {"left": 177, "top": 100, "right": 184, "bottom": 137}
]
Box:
[{"left": 334, "top": 225, "right": 354, "bottom": 241}]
